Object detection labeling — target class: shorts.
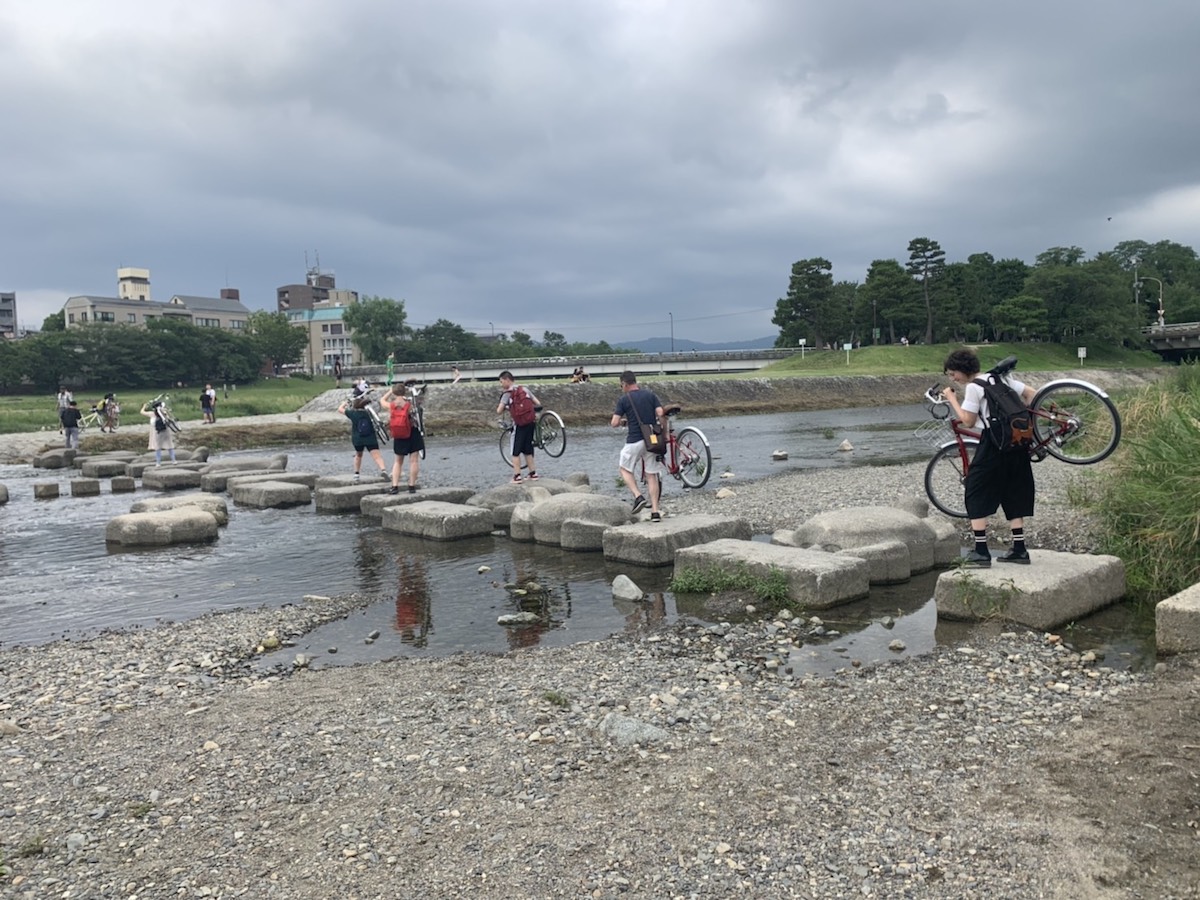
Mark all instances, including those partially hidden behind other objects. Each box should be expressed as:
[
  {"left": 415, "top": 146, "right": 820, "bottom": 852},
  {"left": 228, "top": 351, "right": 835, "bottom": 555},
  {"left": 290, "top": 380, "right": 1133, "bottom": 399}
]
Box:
[
  {"left": 964, "top": 438, "right": 1035, "bottom": 520},
  {"left": 392, "top": 432, "right": 425, "bottom": 457},
  {"left": 509, "top": 422, "right": 536, "bottom": 457},
  {"left": 351, "top": 436, "right": 379, "bottom": 452},
  {"left": 619, "top": 440, "right": 668, "bottom": 477}
]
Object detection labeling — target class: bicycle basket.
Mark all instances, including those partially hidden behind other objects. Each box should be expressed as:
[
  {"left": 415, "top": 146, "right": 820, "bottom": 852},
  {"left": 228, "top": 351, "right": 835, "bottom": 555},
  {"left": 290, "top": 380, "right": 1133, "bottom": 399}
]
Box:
[{"left": 914, "top": 419, "right": 954, "bottom": 449}]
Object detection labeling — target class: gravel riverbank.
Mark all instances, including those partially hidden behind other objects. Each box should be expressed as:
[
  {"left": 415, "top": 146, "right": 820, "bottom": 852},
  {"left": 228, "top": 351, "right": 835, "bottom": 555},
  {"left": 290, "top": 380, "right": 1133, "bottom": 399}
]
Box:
[{"left": 4, "top": 453, "right": 1199, "bottom": 897}]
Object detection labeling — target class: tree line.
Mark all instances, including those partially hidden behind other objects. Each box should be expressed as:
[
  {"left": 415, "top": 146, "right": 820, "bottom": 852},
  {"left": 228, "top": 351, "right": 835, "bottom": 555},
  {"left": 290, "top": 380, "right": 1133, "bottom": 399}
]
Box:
[{"left": 771, "top": 238, "right": 1200, "bottom": 350}]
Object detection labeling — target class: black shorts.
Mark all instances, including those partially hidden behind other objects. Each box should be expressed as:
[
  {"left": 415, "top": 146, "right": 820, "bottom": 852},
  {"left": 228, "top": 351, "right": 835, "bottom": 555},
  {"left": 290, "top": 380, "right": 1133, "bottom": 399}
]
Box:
[
  {"left": 964, "top": 436, "right": 1035, "bottom": 520},
  {"left": 392, "top": 432, "right": 425, "bottom": 457},
  {"left": 508, "top": 422, "right": 536, "bottom": 457}
]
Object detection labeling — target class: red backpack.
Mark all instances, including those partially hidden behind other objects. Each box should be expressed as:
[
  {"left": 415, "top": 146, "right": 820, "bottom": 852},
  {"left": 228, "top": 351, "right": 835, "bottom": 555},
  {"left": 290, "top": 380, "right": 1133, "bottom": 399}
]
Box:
[
  {"left": 389, "top": 400, "right": 412, "bottom": 438},
  {"left": 509, "top": 386, "right": 536, "bottom": 425}
]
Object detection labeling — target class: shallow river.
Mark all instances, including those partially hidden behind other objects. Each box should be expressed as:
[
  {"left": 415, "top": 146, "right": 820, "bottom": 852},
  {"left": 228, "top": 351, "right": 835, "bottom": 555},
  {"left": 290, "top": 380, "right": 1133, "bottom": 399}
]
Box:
[{"left": 0, "top": 405, "right": 1156, "bottom": 672}]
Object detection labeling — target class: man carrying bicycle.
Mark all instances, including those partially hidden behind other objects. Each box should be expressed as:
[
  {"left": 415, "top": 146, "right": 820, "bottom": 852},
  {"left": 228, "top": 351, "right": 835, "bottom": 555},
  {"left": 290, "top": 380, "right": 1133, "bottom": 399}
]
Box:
[
  {"left": 611, "top": 370, "right": 666, "bottom": 522},
  {"left": 941, "top": 348, "right": 1037, "bottom": 566},
  {"left": 497, "top": 371, "right": 541, "bottom": 482}
]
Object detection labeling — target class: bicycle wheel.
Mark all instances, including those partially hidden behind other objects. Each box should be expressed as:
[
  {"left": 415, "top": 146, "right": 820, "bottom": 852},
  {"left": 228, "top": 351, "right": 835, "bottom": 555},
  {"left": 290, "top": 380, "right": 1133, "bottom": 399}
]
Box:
[
  {"left": 674, "top": 426, "right": 712, "bottom": 489},
  {"left": 1030, "top": 380, "right": 1121, "bottom": 465},
  {"left": 924, "top": 439, "right": 976, "bottom": 518},
  {"left": 499, "top": 427, "right": 515, "bottom": 466},
  {"left": 371, "top": 410, "right": 390, "bottom": 447},
  {"left": 537, "top": 411, "right": 566, "bottom": 458}
]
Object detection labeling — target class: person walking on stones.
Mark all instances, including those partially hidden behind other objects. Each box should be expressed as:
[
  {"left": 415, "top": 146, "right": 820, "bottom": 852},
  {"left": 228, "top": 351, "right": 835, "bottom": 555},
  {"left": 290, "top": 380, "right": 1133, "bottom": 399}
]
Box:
[
  {"left": 380, "top": 382, "right": 423, "bottom": 494},
  {"left": 941, "top": 347, "right": 1037, "bottom": 566},
  {"left": 497, "top": 370, "right": 541, "bottom": 482},
  {"left": 337, "top": 394, "right": 389, "bottom": 481},
  {"left": 333, "top": 356, "right": 343, "bottom": 388},
  {"left": 611, "top": 370, "right": 666, "bottom": 522},
  {"left": 141, "top": 399, "right": 177, "bottom": 467},
  {"left": 56, "top": 386, "right": 73, "bottom": 432},
  {"left": 60, "top": 399, "right": 82, "bottom": 449}
]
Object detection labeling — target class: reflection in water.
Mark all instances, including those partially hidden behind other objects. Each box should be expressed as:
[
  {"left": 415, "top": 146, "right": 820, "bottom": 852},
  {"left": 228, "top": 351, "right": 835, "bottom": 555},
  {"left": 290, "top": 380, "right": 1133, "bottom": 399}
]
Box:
[
  {"left": 393, "top": 556, "right": 432, "bottom": 646},
  {"left": 353, "top": 529, "right": 390, "bottom": 595},
  {"left": 613, "top": 591, "right": 668, "bottom": 633}
]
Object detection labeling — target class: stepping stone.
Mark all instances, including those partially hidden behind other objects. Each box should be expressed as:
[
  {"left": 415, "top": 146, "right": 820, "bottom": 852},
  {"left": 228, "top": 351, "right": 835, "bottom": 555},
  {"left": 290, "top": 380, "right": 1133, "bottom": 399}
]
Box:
[
  {"left": 106, "top": 508, "right": 220, "bottom": 547},
  {"left": 230, "top": 480, "right": 312, "bottom": 509},
  {"left": 381, "top": 501, "right": 494, "bottom": 540},
  {"left": 603, "top": 514, "right": 752, "bottom": 567},
  {"left": 70, "top": 478, "right": 102, "bottom": 497}
]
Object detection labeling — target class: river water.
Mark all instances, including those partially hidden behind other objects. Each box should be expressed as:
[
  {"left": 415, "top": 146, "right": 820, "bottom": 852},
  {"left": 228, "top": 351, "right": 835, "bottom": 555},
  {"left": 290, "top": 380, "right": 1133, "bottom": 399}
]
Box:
[{"left": 0, "top": 404, "right": 1156, "bottom": 672}]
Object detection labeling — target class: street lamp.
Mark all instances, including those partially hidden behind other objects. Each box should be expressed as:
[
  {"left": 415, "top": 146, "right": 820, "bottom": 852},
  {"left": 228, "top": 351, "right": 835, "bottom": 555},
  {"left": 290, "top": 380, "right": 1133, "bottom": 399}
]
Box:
[
  {"left": 489, "top": 321, "right": 494, "bottom": 339},
  {"left": 669, "top": 312, "right": 674, "bottom": 353},
  {"left": 1138, "top": 277, "right": 1165, "bottom": 328},
  {"left": 871, "top": 299, "right": 877, "bottom": 345}
]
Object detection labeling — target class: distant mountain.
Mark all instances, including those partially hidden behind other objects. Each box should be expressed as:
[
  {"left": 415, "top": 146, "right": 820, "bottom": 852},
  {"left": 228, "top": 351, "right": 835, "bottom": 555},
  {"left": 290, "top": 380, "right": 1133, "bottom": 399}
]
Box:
[{"left": 612, "top": 335, "right": 777, "bottom": 354}]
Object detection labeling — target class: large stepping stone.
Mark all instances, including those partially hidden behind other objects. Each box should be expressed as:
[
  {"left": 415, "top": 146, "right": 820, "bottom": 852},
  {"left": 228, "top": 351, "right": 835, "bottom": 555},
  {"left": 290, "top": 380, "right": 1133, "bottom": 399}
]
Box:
[
  {"left": 80, "top": 458, "right": 130, "bottom": 477},
  {"left": 1155, "top": 583, "right": 1200, "bottom": 654},
  {"left": 231, "top": 480, "right": 312, "bottom": 509},
  {"left": 0, "top": 483, "right": 8, "bottom": 505},
  {"left": 141, "top": 467, "right": 203, "bottom": 491},
  {"left": 360, "top": 487, "right": 475, "bottom": 519},
  {"left": 675, "top": 538, "right": 870, "bottom": 609},
  {"left": 468, "top": 478, "right": 587, "bottom": 528},
  {"left": 314, "top": 482, "right": 391, "bottom": 512},
  {"left": 69, "top": 478, "right": 102, "bottom": 497},
  {"left": 786, "top": 506, "right": 954, "bottom": 576},
  {"left": 32, "top": 448, "right": 76, "bottom": 469},
  {"left": 508, "top": 493, "right": 630, "bottom": 546},
  {"left": 603, "top": 514, "right": 752, "bottom": 567},
  {"left": 200, "top": 453, "right": 288, "bottom": 474},
  {"left": 225, "top": 472, "right": 319, "bottom": 493},
  {"left": 131, "top": 493, "right": 230, "bottom": 526},
  {"left": 106, "top": 508, "right": 220, "bottom": 546},
  {"left": 381, "top": 501, "right": 493, "bottom": 540},
  {"left": 935, "top": 551, "right": 1125, "bottom": 630}
]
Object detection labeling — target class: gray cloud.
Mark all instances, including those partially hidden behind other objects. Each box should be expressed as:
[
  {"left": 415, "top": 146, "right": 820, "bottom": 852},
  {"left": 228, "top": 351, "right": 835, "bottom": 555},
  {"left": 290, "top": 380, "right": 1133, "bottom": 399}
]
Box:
[{"left": 3, "top": 0, "right": 1198, "bottom": 342}]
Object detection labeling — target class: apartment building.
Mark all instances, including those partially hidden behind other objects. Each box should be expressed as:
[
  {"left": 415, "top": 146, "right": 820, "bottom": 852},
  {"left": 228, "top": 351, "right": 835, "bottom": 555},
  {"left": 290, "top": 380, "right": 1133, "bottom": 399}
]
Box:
[
  {"left": 0, "top": 291, "right": 16, "bottom": 338},
  {"left": 63, "top": 268, "right": 250, "bottom": 329}
]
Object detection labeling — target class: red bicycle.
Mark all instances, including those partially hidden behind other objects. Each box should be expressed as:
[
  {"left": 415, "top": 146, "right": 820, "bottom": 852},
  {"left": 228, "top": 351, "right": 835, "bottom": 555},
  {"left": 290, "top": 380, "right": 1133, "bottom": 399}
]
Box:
[
  {"left": 918, "top": 362, "right": 1121, "bottom": 518},
  {"left": 633, "top": 404, "right": 713, "bottom": 489}
]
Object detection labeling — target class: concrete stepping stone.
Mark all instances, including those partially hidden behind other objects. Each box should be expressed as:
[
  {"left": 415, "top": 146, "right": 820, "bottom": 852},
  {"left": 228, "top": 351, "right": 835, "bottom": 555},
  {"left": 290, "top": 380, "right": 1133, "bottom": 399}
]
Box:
[
  {"left": 381, "top": 501, "right": 494, "bottom": 540},
  {"left": 106, "top": 508, "right": 220, "bottom": 547},
  {"left": 131, "top": 493, "right": 230, "bottom": 527},
  {"left": 602, "top": 514, "right": 752, "bottom": 567},
  {"left": 360, "top": 487, "right": 475, "bottom": 519},
  {"left": 230, "top": 480, "right": 313, "bottom": 509}
]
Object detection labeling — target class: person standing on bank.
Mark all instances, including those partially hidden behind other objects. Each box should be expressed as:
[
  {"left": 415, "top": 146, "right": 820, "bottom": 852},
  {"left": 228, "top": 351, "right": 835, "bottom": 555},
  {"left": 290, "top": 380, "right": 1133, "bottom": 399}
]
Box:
[
  {"left": 141, "top": 399, "right": 177, "bottom": 466},
  {"left": 611, "top": 370, "right": 667, "bottom": 521},
  {"left": 497, "top": 370, "right": 541, "bottom": 482},
  {"left": 60, "top": 399, "right": 82, "bottom": 449},
  {"left": 337, "top": 395, "right": 389, "bottom": 481},
  {"left": 941, "top": 347, "right": 1037, "bottom": 566},
  {"left": 205, "top": 383, "right": 217, "bottom": 422},
  {"left": 333, "top": 356, "right": 343, "bottom": 389},
  {"left": 380, "top": 383, "right": 423, "bottom": 494}
]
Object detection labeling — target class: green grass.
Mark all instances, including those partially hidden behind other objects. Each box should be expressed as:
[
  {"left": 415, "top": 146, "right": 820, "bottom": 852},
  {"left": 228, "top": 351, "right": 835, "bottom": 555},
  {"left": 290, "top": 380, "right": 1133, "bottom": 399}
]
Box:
[
  {"left": 670, "top": 563, "right": 792, "bottom": 612},
  {"left": 1084, "top": 363, "right": 1200, "bottom": 604},
  {"left": 0, "top": 377, "right": 336, "bottom": 434}
]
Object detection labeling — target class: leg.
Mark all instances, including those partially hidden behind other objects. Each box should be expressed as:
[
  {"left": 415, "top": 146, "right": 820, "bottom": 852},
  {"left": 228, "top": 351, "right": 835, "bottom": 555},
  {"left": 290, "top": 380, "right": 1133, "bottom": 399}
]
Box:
[
  {"left": 647, "top": 471, "right": 661, "bottom": 514},
  {"left": 391, "top": 453, "right": 403, "bottom": 487},
  {"left": 369, "top": 448, "right": 387, "bottom": 473},
  {"left": 353, "top": 449, "right": 363, "bottom": 475},
  {"left": 524, "top": 452, "right": 536, "bottom": 478},
  {"left": 408, "top": 453, "right": 420, "bottom": 488}
]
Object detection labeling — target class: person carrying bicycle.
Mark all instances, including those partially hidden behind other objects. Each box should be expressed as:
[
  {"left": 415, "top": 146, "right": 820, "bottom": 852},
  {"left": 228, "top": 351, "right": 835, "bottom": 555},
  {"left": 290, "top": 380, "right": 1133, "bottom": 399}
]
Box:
[
  {"left": 380, "top": 380, "right": 424, "bottom": 494},
  {"left": 941, "top": 347, "right": 1038, "bottom": 567},
  {"left": 497, "top": 370, "right": 541, "bottom": 482},
  {"left": 611, "top": 370, "right": 666, "bottom": 522},
  {"left": 141, "top": 399, "right": 177, "bottom": 466}
]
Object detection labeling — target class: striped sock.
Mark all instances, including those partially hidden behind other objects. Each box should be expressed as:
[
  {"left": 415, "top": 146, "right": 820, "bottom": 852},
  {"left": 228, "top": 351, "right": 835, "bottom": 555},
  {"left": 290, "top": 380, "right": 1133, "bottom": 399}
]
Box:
[
  {"left": 973, "top": 529, "right": 989, "bottom": 554},
  {"left": 1011, "top": 527, "right": 1026, "bottom": 553}
]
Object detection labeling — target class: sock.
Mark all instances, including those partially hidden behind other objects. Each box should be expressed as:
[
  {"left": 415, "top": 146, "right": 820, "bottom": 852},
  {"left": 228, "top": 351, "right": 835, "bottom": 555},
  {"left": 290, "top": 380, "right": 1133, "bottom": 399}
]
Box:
[
  {"left": 1011, "top": 527, "right": 1026, "bottom": 553},
  {"left": 973, "top": 529, "right": 989, "bottom": 555}
]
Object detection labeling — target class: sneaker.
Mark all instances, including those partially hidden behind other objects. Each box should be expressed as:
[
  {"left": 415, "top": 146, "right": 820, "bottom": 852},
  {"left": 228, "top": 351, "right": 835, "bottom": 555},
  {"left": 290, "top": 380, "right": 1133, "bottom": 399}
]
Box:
[
  {"left": 380, "top": 470, "right": 390, "bottom": 480},
  {"left": 353, "top": 473, "right": 360, "bottom": 481},
  {"left": 408, "top": 485, "right": 417, "bottom": 494},
  {"left": 387, "top": 486, "right": 400, "bottom": 495},
  {"left": 511, "top": 474, "right": 523, "bottom": 484},
  {"left": 527, "top": 472, "right": 540, "bottom": 480},
  {"left": 996, "top": 548, "right": 1031, "bottom": 564},
  {"left": 962, "top": 550, "right": 992, "bottom": 568},
  {"left": 650, "top": 512, "right": 661, "bottom": 523},
  {"left": 631, "top": 495, "right": 648, "bottom": 515}
]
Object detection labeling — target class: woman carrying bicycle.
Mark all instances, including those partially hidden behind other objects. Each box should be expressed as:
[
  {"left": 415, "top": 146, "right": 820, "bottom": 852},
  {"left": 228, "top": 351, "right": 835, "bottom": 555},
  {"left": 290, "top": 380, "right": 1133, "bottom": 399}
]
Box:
[
  {"left": 337, "top": 394, "right": 389, "bottom": 482},
  {"left": 141, "top": 399, "right": 177, "bottom": 467},
  {"left": 941, "top": 348, "right": 1037, "bottom": 567}
]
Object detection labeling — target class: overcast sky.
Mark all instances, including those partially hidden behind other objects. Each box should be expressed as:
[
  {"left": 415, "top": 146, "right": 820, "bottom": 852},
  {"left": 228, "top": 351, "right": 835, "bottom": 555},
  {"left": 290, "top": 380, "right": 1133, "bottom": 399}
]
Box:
[{"left": 3, "top": 0, "right": 1198, "bottom": 344}]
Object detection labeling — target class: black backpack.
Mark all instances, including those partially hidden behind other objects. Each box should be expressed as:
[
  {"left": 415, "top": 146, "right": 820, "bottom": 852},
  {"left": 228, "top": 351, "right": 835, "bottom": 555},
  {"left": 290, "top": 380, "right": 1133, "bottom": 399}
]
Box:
[{"left": 973, "top": 364, "right": 1034, "bottom": 452}]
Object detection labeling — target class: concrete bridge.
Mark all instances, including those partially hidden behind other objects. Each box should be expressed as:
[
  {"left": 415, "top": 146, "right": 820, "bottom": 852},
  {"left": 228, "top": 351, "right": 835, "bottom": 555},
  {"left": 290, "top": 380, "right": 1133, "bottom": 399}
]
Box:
[
  {"left": 348, "top": 347, "right": 810, "bottom": 385},
  {"left": 1142, "top": 322, "right": 1200, "bottom": 362}
]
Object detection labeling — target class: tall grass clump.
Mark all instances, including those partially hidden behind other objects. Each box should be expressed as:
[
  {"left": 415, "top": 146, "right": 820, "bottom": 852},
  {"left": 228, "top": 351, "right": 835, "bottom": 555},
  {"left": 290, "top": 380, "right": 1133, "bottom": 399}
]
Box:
[{"left": 1088, "top": 363, "right": 1200, "bottom": 604}]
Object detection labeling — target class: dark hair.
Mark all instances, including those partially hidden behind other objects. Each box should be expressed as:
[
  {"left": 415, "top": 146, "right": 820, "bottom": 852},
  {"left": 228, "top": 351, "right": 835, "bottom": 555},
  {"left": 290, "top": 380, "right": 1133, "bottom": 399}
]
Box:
[
  {"left": 498, "top": 371, "right": 514, "bottom": 381},
  {"left": 943, "top": 348, "right": 981, "bottom": 376},
  {"left": 352, "top": 396, "right": 369, "bottom": 410},
  {"left": 620, "top": 370, "right": 638, "bottom": 385}
]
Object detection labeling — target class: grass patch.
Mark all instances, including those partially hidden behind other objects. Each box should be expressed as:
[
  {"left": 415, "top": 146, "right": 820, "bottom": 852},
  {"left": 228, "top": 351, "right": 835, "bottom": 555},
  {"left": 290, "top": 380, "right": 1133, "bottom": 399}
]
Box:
[
  {"left": 952, "top": 570, "right": 1023, "bottom": 618},
  {"left": 1084, "top": 363, "right": 1200, "bottom": 604},
  {"left": 542, "top": 690, "right": 570, "bottom": 708},
  {"left": 670, "top": 563, "right": 792, "bottom": 612},
  {"left": 16, "top": 836, "right": 45, "bottom": 858}
]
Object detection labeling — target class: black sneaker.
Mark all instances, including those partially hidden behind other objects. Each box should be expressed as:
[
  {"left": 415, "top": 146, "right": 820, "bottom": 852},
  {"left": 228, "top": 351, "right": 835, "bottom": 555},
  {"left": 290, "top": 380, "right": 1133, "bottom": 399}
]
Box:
[
  {"left": 962, "top": 550, "right": 992, "bottom": 568},
  {"left": 408, "top": 485, "right": 417, "bottom": 494},
  {"left": 387, "top": 486, "right": 400, "bottom": 495},
  {"left": 650, "top": 512, "right": 661, "bottom": 523},
  {"left": 631, "top": 495, "right": 648, "bottom": 515},
  {"left": 996, "top": 548, "right": 1031, "bottom": 564}
]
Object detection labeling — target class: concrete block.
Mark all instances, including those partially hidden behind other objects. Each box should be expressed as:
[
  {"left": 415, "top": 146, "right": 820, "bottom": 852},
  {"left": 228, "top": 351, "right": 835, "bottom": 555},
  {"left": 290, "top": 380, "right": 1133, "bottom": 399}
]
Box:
[
  {"left": 231, "top": 480, "right": 312, "bottom": 509},
  {"left": 530, "top": 493, "right": 631, "bottom": 546},
  {"left": 80, "top": 458, "right": 131, "bottom": 478},
  {"left": 224, "top": 472, "right": 319, "bottom": 494},
  {"left": 106, "top": 508, "right": 220, "bottom": 546},
  {"left": 1156, "top": 583, "right": 1200, "bottom": 655},
  {"left": 560, "top": 518, "right": 611, "bottom": 552},
  {"left": 836, "top": 539, "right": 911, "bottom": 585},
  {"left": 794, "top": 506, "right": 939, "bottom": 573},
  {"left": 34, "top": 482, "right": 60, "bottom": 499},
  {"left": 603, "top": 514, "right": 752, "bottom": 567},
  {"left": 359, "top": 487, "right": 475, "bottom": 520},
  {"left": 69, "top": 478, "right": 102, "bottom": 497},
  {"left": 131, "top": 493, "right": 230, "bottom": 526},
  {"left": 381, "top": 501, "right": 494, "bottom": 540},
  {"left": 141, "top": 467, "right": 204, "bottom": 491},
  {"left": 509, "top": 502, "right": 536, "bottom": 542},
  {"left": 675, "top": 539, "right": 870, "bottom": 610},
  {"left": 110, "top": 476, "right": 137, "bottom": 493},
  {"left": 0, "top": 483, "right": 8, "bottom": 505},
  {"left": 935, "top": 551, "right": 1126, "bottom": 630},
  {"left": 314, "top": 483, "right": 391, "bottom": 513}
]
